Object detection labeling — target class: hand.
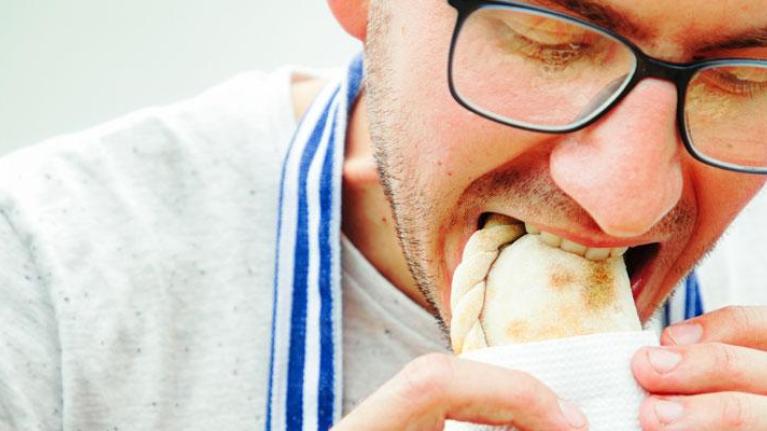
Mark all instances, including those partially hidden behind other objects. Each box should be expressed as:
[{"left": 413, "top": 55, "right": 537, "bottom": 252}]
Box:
[
  {"left": 333, "top": 353, "right": 588, "bottom": 431},
  {"left": 632, "top": 305, "right": 767, "bottom": 430}
]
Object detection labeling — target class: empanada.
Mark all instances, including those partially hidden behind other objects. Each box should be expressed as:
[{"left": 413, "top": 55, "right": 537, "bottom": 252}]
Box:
[{"left": 450, "top": 216, "right": 640, "bottom": 354}]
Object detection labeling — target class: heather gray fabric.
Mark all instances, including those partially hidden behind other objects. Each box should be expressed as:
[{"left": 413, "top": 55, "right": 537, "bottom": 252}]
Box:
[
  {"left": 340, "top": 235, "right": 448, "bottom": 414},
  {"left": 0, "top": 68, "right": 446, "bottom": 431},
  {"left": 0, "top": 68, "right": 294, "bottom": 430}
]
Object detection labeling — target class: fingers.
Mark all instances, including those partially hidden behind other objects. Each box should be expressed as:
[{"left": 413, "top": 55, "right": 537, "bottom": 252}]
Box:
[
  {"left": 640, "top": 393, "right": 767, "bottom": 431},
  {"left": 639, "top": 306, "right": 767, "bottom": 430},
  {"left": 633, "top": 343, "right": 767, "bottom": 395},
  {"left": 661, "top": 306, "right": 767, "bottom": 350},
  {"left": 333, "top": 353, "right": 588, "bottom": 431}
]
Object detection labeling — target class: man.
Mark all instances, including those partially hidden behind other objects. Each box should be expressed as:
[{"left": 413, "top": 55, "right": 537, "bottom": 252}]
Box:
[{"left": 1, "top": 1, "right": 766, "bottom": 431}]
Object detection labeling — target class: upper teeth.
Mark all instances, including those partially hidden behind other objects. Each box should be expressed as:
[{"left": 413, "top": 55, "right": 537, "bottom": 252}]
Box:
[{"left": 524, "top": 223, "right": 628, "bottom": 261}]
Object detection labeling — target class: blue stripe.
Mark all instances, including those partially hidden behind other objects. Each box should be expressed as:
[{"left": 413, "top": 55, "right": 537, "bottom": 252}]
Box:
[
  {"left": 286, "top": 89, "right": 340, "bottom": 431},
  {"left": 317, "top": 107, "right": 339, "bottom": 431},
  {"left": 346, "top": 55, "right": 364, "bottom": 109},
  {"left": 684, "top": 271, "right": 704, "bottom": 319},
  {"left": 266, "top": 85, "right": 314, "bottom": 430}
]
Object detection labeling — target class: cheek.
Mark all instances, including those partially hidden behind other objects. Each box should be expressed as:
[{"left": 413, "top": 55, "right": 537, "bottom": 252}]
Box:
[
  {"left": 386, "top": 1, "right": 455, "bottom": 107},
  {"left": 384, "top": 4, "right": 485, "bottom": 178},
  {"left": 386, "top": 2, "right": 547, "bottom": 194}
]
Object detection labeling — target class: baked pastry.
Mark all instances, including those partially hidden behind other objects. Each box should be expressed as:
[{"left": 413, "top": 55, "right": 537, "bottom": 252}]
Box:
[{"left": 450, "top": 215, "right": 641, "bottom": 354}]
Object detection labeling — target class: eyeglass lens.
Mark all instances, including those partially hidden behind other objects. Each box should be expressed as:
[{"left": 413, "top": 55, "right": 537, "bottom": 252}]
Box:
[
  {"left": 686, "top": 65, "right": 767, "bottom": 169},
  {"left": 451, "top": 6, "right": 767, "bottom": 170}
]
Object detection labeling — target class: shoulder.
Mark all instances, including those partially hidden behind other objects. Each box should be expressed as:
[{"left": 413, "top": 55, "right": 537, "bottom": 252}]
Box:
[
  {"left": 0, "top": 65, "right": 340, "bottom": 189},
  {"left": 0, "top": 67, "right": 308, "bottom": 255},
  {"left": 0, "top": 67, "right": 300, "bottom": 203},
  {"left": 1, "top": 67, "right": 299, "bottom": 166},
  {"left": 0, "top": 64, "right": 346, "bottom": 272},
  {"left": 0, "top": 65, "right": 343, "bottom": 255}
]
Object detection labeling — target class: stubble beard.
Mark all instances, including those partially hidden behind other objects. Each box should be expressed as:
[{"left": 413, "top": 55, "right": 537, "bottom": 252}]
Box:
[{"left": 364, "top": 1, "right": 447, "bottom": 324}]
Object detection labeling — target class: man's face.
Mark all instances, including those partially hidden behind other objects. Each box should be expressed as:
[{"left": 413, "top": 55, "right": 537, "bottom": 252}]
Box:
[{"left": 364, "top": 0, "right": 767, "bottom": 323}]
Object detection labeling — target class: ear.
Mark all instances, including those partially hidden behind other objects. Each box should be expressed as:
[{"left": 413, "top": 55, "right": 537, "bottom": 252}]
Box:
[{"left": 327, "top": 0, "right": 370, "bottom": 41}]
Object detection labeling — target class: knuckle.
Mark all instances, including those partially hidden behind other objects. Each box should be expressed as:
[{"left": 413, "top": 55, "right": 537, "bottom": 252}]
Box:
[
  {"left": 711, "top": 343, "right": 743, "bottom": 381},
  {"left": 719, "top": 394, "right": 752, "bottom": 430},
  {"left": 396, "top": 353, "right": 454, "bottom": 405}
]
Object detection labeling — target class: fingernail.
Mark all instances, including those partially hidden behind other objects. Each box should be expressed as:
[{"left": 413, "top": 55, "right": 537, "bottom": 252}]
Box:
[
  {"left": 667, "top": 323, "right": 702, "bottom": 345},
  {"left": 647, "top": 348, "right": 682, "bottom": 373},
  {"left": 654, "top": 399, "right": 684, "bottom": 424},
  {"left": 559, "top": 399, "right": 587, "bottom": 429}
]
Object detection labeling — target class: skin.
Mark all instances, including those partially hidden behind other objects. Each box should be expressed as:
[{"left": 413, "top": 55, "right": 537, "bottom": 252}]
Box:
[{"left": 321, "top": 0, "right": 767, "bottom": 429}]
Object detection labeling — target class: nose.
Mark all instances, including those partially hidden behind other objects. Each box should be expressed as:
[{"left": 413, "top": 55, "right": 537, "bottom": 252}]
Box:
[{"left": 550, "top": 79, "right": 683, "bottom": 237}]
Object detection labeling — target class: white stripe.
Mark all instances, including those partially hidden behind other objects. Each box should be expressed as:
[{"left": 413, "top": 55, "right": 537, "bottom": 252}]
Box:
[
  {"left": 668, "top": 283, "right": 686, "bottom": 324},
  {"left": 270, "top": 80, "right": 340, "bottom": 431},
  {"left": 302, "top": 96, "right": 340, "bottom": 431}
]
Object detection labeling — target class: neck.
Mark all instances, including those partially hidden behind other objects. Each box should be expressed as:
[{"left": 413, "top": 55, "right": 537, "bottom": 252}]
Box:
[{"left": 341, "top": 92, "right": 432, "bottom": 312}]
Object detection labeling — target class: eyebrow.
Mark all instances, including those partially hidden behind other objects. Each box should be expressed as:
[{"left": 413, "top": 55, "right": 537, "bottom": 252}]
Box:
[
  {"left": 537, "top": 0, "right": 767, "bottom": 53},
  {"left": 698, "top": 26, "right": 767, "bottom": 52},
  {"left": 538, "top": 0, "right": 651, "bottom": 40}
]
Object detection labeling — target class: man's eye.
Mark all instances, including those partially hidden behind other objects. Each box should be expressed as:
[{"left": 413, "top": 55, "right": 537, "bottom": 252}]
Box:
[
  {"left": 700, "top": 68, "right": 767, "bottom": 97},
  {"left": 491, "top": 17, "right": 597, "bottom": 67},
  {"left": 514, "top": 33, "right": 592, "bottom": 64},
  {"left": 502, "top": 15, "right": 590, "bottom": 44}
]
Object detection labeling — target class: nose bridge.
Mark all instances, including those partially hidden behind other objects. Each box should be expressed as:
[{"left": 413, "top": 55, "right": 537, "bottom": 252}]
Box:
[
  {"left": 550, "top": 79, "right": 684, "bottom": 237},
  {"left": 636, "top": 54, "right": 689, "bottom": 83}
]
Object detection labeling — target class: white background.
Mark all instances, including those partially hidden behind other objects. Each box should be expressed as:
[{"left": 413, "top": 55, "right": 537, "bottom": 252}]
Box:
[{"left": 0, "top": 0, "right": 360, "bottom": 155}]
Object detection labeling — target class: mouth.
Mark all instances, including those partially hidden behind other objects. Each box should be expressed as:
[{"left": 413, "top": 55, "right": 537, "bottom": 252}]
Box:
[{"left": 473, "top": 212, "right": 660, "bottom": 304}]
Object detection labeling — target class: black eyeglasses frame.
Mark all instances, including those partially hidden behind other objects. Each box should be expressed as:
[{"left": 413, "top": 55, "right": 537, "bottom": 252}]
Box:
[{"left": 447, "top": 0, "right": 767, "bottom": 175}]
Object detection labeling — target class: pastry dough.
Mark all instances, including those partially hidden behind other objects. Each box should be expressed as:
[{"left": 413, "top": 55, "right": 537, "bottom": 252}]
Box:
[{"left": 450, "top": 217, "right": 640, "bottom": 354}]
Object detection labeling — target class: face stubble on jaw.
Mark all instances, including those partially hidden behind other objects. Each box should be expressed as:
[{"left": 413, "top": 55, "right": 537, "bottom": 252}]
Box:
[
  {"left": 364, "top": 1, "right": 447, "bottom": 325},
  {"left": 363, "top": 1, "right": 706, "bottom": 330}
]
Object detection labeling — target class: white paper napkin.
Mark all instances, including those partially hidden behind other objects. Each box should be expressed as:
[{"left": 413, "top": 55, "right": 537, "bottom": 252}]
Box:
[{"left": 444, "top": 330, "right": 659, "bottom": 431}]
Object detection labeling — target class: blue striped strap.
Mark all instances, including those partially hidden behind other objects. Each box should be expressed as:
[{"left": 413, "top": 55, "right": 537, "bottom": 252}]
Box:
[
  {"left": 266, "top": 55, "right": 364, "bottom": 431},
  {"left": 663, "top": 270, "right": 704, "bottom": 326},
  {"left": 684, "top": 270, "right": 704, "bottom": 319}
]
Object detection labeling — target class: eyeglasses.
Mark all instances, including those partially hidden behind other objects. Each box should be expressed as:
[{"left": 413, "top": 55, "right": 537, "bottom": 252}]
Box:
[{"left": 447, "top": 0, "right": 767, "bottom": 174}]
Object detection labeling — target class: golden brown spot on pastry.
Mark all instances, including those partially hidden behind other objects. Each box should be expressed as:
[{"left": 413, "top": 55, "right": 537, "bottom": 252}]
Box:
[
  {"left": 584, "top": 261, "right": 616, "bottom": 310},
  {"left": 502, "top": 305, "right": 587, "bottom": 344},
  {"left": 553, "top": 304, "right": 586, "bottom": 338},
  {"left": 549, "top": 266, "right": 575, "bottom": 290},
  {"left": 504, "top": 320, "right": 530, "bottom": 341}
]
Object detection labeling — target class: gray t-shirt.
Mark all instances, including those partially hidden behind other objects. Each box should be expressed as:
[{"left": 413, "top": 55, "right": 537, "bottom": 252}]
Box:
[
  {"left": 341, "top": 235, "right": 448, "bottom": 414},
  {"left": 0, "top": 67, "right": 446, "bottom": 430}
]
